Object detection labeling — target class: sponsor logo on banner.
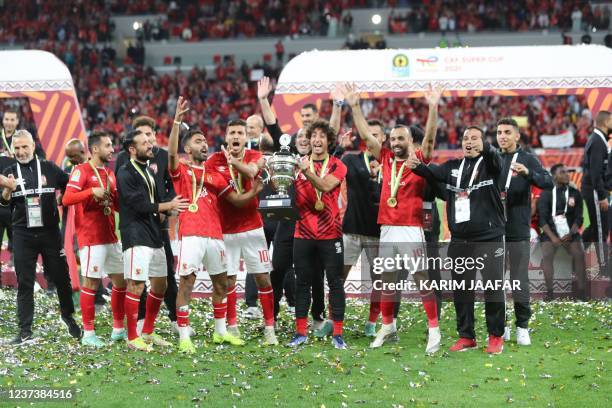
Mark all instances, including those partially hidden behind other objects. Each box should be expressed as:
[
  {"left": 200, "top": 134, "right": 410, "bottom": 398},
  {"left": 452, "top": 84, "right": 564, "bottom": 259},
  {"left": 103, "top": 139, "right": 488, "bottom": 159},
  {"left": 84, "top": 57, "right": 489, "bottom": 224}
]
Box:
[
  {"left": 392, "top": 54, "right": 409, "bottom": 77},
  {"left": 415, "top": 55, "right": 439, "bottom": 72}
]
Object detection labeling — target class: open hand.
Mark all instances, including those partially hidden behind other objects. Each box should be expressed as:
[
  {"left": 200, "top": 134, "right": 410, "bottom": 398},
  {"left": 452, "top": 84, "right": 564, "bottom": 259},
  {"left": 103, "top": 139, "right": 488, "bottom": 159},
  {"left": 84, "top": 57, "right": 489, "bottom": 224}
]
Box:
[
  {"left": 257, "top": 76, "right": 272, "bottom": 100},
  {"left": 174, "top": 96, "right": 190, "bottom": 123}
]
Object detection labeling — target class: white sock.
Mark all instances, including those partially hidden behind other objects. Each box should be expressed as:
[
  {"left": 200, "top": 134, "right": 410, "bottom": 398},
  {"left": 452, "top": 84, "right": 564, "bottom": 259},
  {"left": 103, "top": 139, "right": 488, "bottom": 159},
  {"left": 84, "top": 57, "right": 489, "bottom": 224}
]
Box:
[
  {"left": 112, "top": 327, "right": 124, "bottom": 335},
  {"left": 178, "top": 325, "right": 191, "bottom": 340},
  {"left": 84, "top": 330, "right": 95, "bottom": 338},
  {"left": 215, "top": 318, "right": 227, "bottom": 335}
]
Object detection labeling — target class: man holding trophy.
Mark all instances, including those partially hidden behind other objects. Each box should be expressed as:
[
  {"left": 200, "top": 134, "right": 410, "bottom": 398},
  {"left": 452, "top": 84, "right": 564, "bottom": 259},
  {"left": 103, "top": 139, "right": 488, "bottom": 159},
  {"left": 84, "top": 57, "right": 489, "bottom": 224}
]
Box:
[{"left": 282, "top": 120, "right": 348, "bottom": 350}]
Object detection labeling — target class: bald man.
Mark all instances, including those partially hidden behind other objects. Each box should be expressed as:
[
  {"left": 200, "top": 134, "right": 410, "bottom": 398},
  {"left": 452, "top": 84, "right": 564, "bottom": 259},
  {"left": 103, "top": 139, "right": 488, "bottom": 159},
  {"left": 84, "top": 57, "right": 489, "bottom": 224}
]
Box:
[
  {"left": 1, "top": 130, "right": 81, "bottom": 344},
  {"left": 64, "top": 139, "right": 87, "bottom": 169},
  {"left": 246, "top": 115, "right": 265, "bottom": 150}
]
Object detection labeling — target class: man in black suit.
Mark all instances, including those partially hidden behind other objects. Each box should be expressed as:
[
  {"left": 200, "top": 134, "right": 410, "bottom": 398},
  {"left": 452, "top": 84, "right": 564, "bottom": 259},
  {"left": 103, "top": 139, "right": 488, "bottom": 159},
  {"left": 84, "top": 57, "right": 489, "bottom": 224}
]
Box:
[{"left": 581, "top": 111, "right": 611, "bottom": 284}]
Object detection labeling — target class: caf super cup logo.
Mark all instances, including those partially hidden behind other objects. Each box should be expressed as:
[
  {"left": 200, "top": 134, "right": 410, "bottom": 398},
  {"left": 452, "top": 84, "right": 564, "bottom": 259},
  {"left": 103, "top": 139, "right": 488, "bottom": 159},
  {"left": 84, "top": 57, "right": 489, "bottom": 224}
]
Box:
[{"left": 392, "top": 54, "right": 410, "bottom": 77}]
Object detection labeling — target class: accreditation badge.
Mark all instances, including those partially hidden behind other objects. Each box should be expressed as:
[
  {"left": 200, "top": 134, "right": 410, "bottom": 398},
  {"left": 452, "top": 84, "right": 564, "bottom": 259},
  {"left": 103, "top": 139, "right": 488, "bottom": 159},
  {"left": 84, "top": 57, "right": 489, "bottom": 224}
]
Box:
[
  {"left": 26, "top": 196, "right": 43, "bottom": 228},
  {"left": 455, "top": 192, "right": 470, "bottom": 224}
]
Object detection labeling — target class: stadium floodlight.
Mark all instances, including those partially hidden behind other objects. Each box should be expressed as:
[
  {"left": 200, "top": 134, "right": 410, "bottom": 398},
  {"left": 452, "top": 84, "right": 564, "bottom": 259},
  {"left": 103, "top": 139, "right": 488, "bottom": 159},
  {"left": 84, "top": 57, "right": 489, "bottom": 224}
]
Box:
[
  {"left": 133, "top": 21, "right": 142, "bottom": 31},
  {"left": 371, "top": 14, "right": 382, "bottom": 25}
]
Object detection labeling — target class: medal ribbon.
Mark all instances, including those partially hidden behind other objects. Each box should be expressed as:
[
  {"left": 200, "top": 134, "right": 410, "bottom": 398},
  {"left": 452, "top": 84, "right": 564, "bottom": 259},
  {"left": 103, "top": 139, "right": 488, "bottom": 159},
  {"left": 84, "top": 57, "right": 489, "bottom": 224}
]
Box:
[
  {"left": 130, "top": 159, "right": 155, "bottom": 203},
  {"left": 310, "top": 154, "right": 330, "bottom": 203},
  {"left": 89, "top": 161, "right": 111, "bottom": 212},
  {"left": 228, "top": 151, "right": 245, "bottom": 194},
  {"left": 190, "top": 165, "right": 206, "bottom": 206},
  {"left": 389, "top": 158, "right": 407, "bottom": 200}
]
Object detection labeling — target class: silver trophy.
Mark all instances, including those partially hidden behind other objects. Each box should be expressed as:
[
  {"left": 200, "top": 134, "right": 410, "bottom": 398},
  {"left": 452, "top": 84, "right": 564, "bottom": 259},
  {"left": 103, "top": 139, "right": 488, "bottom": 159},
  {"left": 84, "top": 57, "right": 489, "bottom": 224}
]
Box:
[{"left": 258, "top": 134, "right": 301, "bottom": 220}]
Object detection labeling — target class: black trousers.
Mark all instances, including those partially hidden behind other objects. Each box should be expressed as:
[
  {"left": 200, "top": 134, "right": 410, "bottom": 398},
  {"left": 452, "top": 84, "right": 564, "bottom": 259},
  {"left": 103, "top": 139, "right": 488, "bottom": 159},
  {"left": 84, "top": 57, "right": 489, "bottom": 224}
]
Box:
[
  {"left": 270, "top": 239, "right": 297, "bottom": 318},
  {"left": 582, "top": 188, "right": 609, "bottom": 277},
  {"left": 13, "top": 227, "right": 75, "bottom": 335},
  {"left": 138, "top": 229, "right": 177, "bottom": 321},
  {"left": 294, "top": 238, "right": 345, "bottom": 322},
  {"left": 447, "top": 237, "right": 506, "bottom": 339},
  {"left": 506, "top": 240, "right": 531, "bottom": 328},
  {"left": 0, "top": 210, "right": 11, "bottom": 286}
]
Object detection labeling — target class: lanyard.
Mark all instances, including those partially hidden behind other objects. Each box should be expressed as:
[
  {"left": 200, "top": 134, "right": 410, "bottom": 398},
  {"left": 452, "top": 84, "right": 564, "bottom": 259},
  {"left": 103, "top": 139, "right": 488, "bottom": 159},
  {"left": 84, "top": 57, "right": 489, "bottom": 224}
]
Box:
[
  {"left": 130, "top": 159, "right": 155, "bottom": 203},
  {"left": 1, "top": 129, "right": 13, "bottom": 155},
  {"left": 552, "top": 186, "right": 569, "bottom": 216},
  {"left": 88, "top": 161, "right": 110, "bottom": 194},
  {"left": 190, "top": 165, "right": 206, "bottom": 204},
  {"left": 504, "top": 152, "right": 519, "bottom": 191},
  {"left": 310, "top": 154, "right": 330, "bottom": 201},
  {"left": 389, "top": 158, "right": 407, "bottom": 199},
  {"left": 363, "top": 153, "right": 382, "bottom": 183},
  {"left": 16, "top": 156, "right": 42, "bottom": 198},
  {"left": 228, "top": 151, "right": 245, "bottom": 194},
  {"left": 456, "top": 156, "right": 483, "bottom": 192}
]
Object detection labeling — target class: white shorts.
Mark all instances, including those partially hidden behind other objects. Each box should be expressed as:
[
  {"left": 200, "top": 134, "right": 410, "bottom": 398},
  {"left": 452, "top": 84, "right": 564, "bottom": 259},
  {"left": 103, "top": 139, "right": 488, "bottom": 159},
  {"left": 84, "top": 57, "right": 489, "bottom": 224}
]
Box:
[
  {"left": 79, "top": 243, "right": 123, "bottom": 278},
  {"left": 223, "top": 227, "right": 272, "bottom": 276},
  {"left": 343, "top": 233, "right": 379, "bottom": 266},
  {"left": 176, "top": 236, "right": 227, "bottom": 277},
  {"left": 378, "top": 225, "right": 427, "bottom": 273},
  {"left": 123, "top": 246, "right": 167, "bottom": 281}
]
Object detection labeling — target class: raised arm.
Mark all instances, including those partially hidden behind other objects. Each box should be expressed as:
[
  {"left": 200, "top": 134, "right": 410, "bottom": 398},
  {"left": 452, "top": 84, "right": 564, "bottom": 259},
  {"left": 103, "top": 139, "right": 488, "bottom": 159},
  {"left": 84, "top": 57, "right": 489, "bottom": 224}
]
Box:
[
  {"left": 343, "top": 83, "right": 381, "bottom": 160},
  {"left": 481, "top": 141, "right": 503, "bottom": 176},
  {"left": 257, "top": 76, "right": 277, "bottom": 126},
  {"left": 329, "top": 83, "right": 344, "bottom": 135},
  {"left": 168, "top": 96, "right": 190, "bottom": 172},
  {"left": 421, "top": 83, "right": 444, "bottom": 160}
]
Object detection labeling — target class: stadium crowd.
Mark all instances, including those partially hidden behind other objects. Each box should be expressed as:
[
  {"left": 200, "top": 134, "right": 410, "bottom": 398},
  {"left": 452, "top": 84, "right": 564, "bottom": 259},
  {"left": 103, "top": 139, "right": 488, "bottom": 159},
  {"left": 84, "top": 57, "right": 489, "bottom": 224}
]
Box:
[{"left": 3, "top": 1, "right": 607, "bottom": 46}]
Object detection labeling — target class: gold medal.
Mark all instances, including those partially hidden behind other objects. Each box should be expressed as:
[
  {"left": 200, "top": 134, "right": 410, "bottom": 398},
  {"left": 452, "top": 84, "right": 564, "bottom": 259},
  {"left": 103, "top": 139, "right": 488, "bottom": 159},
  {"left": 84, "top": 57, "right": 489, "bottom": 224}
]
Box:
[
  {"left": 189, "top": 165, "right": 206, "bottom": 213},
  {"left": 103, "top": 206, "right": 112, "bottom": 216},
  {"left": 314, "top": 199, "right": 325, "bottom": 211},
  {"left": 387, "top": 197, "right": 397, "bottom": 208},
  {"left": 188, "top": 203, "right": 199, "bottom": 213},
  {"left": 309, "top": 154, "right": 330, "bottom": 213}
]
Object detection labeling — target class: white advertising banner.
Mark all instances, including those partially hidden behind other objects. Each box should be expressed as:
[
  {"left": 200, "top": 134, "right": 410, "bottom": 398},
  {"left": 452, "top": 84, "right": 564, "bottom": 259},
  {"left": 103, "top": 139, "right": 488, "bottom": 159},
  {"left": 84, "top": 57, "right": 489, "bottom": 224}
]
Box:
[{"left": 276, "top": 45, "right": 612, "bottom": 94}]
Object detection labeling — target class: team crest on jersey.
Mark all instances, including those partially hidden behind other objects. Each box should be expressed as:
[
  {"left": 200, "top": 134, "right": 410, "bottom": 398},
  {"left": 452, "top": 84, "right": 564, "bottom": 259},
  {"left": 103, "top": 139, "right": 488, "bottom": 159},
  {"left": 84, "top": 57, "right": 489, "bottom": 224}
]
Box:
[
  {"left": 93, "top": 266, "right": 99, "bottom": 272},
  {"left": 135, "top": 268, "right": 142, "bottom": 275},
  {"left": 217, "top": 166, "right": 226, "bottom": 172},
  {"left": 568, "top": 197, "right": 575, "bottom": 207},
  {"left": 149, "top": 163, "right": 158, "bottom": 174},
  {"left": 70, "top": 169, "right": 81, "bottom": 182}
]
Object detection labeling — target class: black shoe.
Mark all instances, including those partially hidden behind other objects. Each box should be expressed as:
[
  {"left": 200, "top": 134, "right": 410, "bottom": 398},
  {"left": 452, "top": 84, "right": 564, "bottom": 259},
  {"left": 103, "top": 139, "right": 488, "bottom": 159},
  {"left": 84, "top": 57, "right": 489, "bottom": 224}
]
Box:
[
  {"left": 61, "top": 315, "right": 82, "bottom": 339},
  {"left": 10, "top": 332, "right": 34, "bottom": 345}
]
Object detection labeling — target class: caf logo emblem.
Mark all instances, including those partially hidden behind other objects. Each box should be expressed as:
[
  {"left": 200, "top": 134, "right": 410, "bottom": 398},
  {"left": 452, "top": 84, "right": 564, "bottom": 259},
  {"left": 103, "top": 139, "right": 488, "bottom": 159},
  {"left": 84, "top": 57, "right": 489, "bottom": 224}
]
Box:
[
  {"left": 393, "top": 54, "right": 408, "bottom": 67},
  {"left": 392, "top": 54, "right": 410, "bottom": 77}
]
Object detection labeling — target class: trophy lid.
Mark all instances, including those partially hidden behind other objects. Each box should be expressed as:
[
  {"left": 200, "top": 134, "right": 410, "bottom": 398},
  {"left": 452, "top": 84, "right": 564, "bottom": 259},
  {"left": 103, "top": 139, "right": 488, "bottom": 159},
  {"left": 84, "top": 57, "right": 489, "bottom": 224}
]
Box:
[{"left": 280, "top": 134, "right": 292, "bottom": 147}]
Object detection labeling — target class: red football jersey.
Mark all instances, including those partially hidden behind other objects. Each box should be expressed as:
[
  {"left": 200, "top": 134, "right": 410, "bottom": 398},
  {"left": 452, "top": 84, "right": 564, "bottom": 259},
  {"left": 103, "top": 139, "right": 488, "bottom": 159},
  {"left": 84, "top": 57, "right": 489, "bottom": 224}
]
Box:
[
  {"left": 206, "top": 150, "right": 263, "bottom": 234},
  {"left": 169, "top": 162, "right": 233, "bottom": 240},
  {"left": 66, "top": 163, "right": 118, "bottom": 248},
  {"left": 294, "top": 155, "right": 347, "bottom": 240},
  {"left": 377, "top": 147, "right": 430, "bottom": 227}
]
